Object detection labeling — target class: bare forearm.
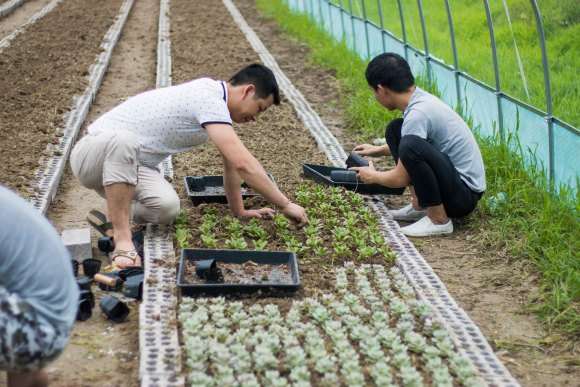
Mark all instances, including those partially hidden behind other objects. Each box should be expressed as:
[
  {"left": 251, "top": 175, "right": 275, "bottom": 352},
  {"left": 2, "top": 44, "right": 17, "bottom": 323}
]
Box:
[
  {"left": 371, "top": 169, "right": 409, "bottom": 188},
  {"left": 223, "top": 158, "right": 244, "bottom": 216}
]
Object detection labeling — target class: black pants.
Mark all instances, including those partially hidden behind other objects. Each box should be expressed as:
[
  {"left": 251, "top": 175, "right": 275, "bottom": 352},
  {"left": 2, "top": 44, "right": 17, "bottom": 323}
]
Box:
[{"left": 385, "top": 118, "right": 482, "bottom": 218}]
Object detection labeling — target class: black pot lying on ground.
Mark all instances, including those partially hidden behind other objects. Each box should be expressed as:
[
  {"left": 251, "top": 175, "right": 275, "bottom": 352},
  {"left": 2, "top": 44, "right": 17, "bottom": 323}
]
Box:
[
  {"left": 82, "top": 258, "right": 102, "bottom": 278},
  {"left": 123, "top": 274, "right": 144, "bottom": 300},
  {"left": 100, "top": 295, "right": 129, "bottom": 323}
]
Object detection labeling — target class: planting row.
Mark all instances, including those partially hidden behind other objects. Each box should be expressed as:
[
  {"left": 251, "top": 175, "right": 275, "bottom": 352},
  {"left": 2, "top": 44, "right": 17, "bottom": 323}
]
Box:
[
  {"left": 176, "top": 183, "right": 396, "bottom": 267},
  {"left": 179, "top": 263, "right": 483, "bottom": 386}
]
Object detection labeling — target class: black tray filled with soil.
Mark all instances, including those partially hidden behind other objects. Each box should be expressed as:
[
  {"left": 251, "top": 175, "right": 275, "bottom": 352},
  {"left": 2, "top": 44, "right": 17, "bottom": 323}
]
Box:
[
  {"left": 302, "top": 164, "right": 405, "bottom": 195},
  {"left": 184, "top": 174, "right": 276, "bottom": 205},
  {"left": 178, "top": 248, "right": 300, "bottom": 296}
]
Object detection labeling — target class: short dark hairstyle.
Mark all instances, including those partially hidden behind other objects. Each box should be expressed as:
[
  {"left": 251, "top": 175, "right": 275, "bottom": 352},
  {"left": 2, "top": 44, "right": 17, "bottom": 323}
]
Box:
[
  {"left": 229, "top": 64, "right": 281, "bottom": 105},
  {"left": 365, "top": 53, "right": 415, "bottom": 93}
]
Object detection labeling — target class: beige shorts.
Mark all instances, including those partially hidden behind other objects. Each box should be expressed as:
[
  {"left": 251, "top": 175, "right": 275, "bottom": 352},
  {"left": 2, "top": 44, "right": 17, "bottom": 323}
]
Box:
[{"left": 70, "top": 131, "right": 179, "bottom": 224}]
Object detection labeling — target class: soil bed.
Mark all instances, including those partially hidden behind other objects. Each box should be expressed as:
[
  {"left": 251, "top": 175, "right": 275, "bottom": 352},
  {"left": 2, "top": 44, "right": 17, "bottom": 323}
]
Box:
[{"left": 0, "top": 0, "right": 123, "bottom": 197}]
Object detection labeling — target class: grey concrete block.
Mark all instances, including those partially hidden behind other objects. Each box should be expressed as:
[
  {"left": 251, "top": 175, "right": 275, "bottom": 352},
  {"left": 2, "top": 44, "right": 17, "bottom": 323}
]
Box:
[{"left": 62, "top": 228, "right": 92, "bottom": 261}]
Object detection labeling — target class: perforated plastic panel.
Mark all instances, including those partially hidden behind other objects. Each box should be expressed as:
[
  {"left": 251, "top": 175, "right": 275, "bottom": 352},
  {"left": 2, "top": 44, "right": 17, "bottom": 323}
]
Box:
[
  {"left": 139, "top": 1, "right": 183, "bottom": 386},
  {"left": 0, "top": 0, "right": 25, "bottom": 18}
]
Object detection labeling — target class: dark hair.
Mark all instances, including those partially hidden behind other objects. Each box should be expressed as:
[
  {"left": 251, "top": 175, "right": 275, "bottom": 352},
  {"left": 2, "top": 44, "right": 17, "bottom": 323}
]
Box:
[
  {"left": 365, "top": 53, "right": 415, "bottom": 93},
  {"left": 229, "top": 64, "right": 281, "bottom": 105}
]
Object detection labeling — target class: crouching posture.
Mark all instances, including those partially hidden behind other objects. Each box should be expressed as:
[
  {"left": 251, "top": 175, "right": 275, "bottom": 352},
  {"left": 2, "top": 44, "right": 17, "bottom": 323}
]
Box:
[
  {"left": 70, "top": 64, "right": 308, "bottom": 268},
  {"left": 352, "top": 53, "right": 486, "bottom": 237},
  {"left": 0, "top": 186, "right": 78, "bottom": 387}
]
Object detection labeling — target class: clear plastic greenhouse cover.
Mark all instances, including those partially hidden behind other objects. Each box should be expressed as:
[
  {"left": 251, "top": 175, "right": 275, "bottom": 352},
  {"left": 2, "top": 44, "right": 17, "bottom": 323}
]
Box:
[{"left": 286, "top": 0, "right": 579, "bottom": 192}]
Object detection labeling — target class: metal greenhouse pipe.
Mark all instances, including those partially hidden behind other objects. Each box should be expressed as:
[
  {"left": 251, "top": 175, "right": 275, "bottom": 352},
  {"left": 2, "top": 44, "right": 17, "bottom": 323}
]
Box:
[
  {"left": 443, "top": 0, "right": 462, "bottom": 110},
  {"left": 416, "top": 0, "right": 431, "bottom": 84},
  {"left": 395, "top": 0, "right": 409, "bottom": 60},
  {"left": 376, "top": 0, "right": 386, "bottom": 53},
  {"left": 360, "top": 0, "right": 371, "bottom": 58},
  {"left": 483, "top": 0, "right": 505, "bottom": 141},
  {"left": 529, "top": 0, "right": 555, "bottom": 184}
]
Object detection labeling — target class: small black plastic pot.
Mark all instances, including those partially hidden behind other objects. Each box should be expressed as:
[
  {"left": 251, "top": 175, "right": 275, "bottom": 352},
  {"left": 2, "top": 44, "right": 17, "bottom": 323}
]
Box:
[
  {"left": 79, "top": 289, "right": 95, "bottom": 309},
  {"left": 189, "top": 176, "right": 206, "bottom": 192},
  {"left": 118, "top": 267, "right": 144, "bottom": 281},
  {"left": 71, "top": 259, "right": 80, "bottom": 277},
  {"left": 76, "top": 298, "right": 92, "bottom": 321},
  {"left": 195, "top": 259, "right": 221, "bottom": 282},
  {"left": 330, "top": 170, "right": 358, "bottom": 183},
  {"left": 345, "top": 152, "right": 369, "bottom": 168},
  {"left": 82, "top": 258, "right": 102, "bottom": 278},
  {"left": 98, "top": 236, "right": 115, "bottom": 253},
  {"left": 100, "top": 295, "right": 129, "bottom": 323},
  {"left": 77, "top": 276, "right": 92, "bottom": 291},
  {"left": 123, "top": 274, "right": 144, "bottom": 300}
]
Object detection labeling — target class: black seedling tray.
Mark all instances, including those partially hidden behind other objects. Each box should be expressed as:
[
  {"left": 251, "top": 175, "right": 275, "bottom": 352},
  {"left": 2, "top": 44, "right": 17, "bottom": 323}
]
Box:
[
  {"left": 178, "top": 248, "right": 300, "bottom": 296},
  {"left": 303, "top": 163, "right": 405, "bottom": 195},
  {"left": 184, "top": 174, "right": 276, "bottom": 206}
]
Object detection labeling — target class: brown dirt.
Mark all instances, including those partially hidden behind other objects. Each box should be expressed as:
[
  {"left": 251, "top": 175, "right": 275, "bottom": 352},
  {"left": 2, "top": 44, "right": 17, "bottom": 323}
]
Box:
[
  {"left": 0, "top": 0, "right": 54, "bottom": 39},
  {"left": 43, "top": 0, "right": 159, "bottom": 385},
  {"left": 231, "top": 1, "right": 580, "bottom": 386},
  {"left": 0, "top": 0, "right": 122, "bottom": 197}
]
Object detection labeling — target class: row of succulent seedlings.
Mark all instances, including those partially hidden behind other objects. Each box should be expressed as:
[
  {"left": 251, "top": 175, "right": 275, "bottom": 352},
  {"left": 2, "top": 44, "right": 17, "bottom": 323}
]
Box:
[
  {"left": 179, "top": 262, "right": 483, "bottom": 386},
  {"left": 182, "top": 183, "right": 396, "bottom": 265}
]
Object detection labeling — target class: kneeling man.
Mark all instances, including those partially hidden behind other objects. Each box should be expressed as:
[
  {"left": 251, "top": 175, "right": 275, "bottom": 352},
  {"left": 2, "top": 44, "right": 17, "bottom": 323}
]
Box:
[
  {"left": 352, "top": 53, "right": 485, "bottom": 237},
  {"left": 71, "top": 64, "right": 307, "bottom": 267}
]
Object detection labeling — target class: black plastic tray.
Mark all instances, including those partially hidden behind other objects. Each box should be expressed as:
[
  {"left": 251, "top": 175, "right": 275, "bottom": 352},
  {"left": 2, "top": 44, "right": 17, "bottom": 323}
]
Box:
[
  {"left": 184, "top": 174, "right": 275, "bottom": 206},
  {"left": 178, "top": 248, "right": 300, "bottom": 296},
  {"left": 303, "top": 163, "right": 405, "bottom": 195}
]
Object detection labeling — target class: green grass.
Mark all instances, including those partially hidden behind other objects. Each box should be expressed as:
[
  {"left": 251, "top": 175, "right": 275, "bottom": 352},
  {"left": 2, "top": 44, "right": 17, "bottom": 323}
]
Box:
[
  {"left": 256, "top": 0, "right": 580, "bottom": 336},
  {"left": 334, "top": 0, "right": 580, "bottom": 129}
]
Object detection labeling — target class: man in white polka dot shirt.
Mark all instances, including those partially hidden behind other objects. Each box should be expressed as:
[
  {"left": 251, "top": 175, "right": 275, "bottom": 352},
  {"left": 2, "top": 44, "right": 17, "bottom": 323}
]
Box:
[{"left": 70, "top": 64, "right": 308, "bottom": 268}]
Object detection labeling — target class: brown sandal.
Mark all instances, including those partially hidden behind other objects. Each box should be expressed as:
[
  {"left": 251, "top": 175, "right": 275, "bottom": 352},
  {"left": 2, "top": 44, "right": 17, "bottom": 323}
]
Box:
[{"left": 111, "top": 249, "right": 141, "bottom": 270}]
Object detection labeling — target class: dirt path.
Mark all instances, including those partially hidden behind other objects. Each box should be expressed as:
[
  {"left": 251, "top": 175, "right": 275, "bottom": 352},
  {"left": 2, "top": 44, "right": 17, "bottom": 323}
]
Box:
[
  {"left": 0, "top": 0, "right": 53, "bottom": 39},
  {"left": 231, "top": 1, "right": 580, "bottom": 386},
  {"left": 44, "top": 0, "right": 159, "bottom": 385}
]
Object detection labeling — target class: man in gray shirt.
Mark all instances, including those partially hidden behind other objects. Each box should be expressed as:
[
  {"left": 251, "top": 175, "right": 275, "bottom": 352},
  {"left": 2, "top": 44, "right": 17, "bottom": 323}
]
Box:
[
  {"left": 352, "top": 53, "right": 485, "bottom": 237},
  {"left": 0, "top": 186, "right": 78, "bottom": 386}
]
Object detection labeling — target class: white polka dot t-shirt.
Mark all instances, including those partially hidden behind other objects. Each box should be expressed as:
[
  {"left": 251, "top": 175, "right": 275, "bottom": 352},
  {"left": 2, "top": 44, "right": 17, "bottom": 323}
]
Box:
[{"left": 87, "top": 78, "right": 232, "bottom": 168}]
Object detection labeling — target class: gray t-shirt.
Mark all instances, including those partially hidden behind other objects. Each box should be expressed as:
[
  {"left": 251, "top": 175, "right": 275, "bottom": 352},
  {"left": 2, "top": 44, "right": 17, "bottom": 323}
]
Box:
[
  {"left": 402, "top": 87, "right": 486, "bottom": 192},
  {"left": 0, "top": 186, "right": 79, "bottom": 330}
]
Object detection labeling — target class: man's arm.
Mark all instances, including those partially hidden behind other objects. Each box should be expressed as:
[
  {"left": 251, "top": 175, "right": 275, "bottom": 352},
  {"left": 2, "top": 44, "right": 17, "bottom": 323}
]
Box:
[
  {"left": 352, "top": 143, "right": 391, "bottom": 157},
  {"left": 350, "top": 160, "right": 410, "bottom": 188},
  {"left": 222, "top": 155, "right": 244, "bottom": 216},
  {"left": 205, "top": 123, "right": 307, "bottom": 224}
]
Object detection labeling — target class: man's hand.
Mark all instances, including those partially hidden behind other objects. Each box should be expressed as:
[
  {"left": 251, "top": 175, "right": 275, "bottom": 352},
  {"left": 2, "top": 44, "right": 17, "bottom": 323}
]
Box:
[
  {"left": 350, "top": 161, "right": 377, "bottom": 184},
  {"left": 353, "top": 144, "right": 385, "bottom": 156},
  {"left": 237, "top": 207, "right": 275, "bottom": 219},
  {"left": 280, "top": 202, "right": 308, "bottom": 227}
]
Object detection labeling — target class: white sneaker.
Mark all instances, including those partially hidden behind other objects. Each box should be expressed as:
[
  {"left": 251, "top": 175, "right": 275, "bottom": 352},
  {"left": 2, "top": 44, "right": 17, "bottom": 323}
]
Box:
[
  {"left": 389, "top": 204, "right": 427, "bottom": 221},
  {"left": 400, "top": 216, "right": 453, "bottom": 237}
]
